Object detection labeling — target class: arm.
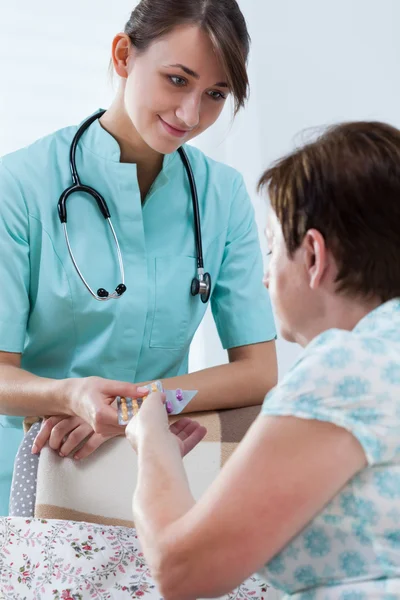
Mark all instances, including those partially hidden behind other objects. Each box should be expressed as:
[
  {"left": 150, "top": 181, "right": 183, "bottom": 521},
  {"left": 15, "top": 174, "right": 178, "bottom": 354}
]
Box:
[
  {"left": 0, "top": 350, "right": 147, "bottom": 438},
  {"left": 28, "top": 340, "right": 276, "bottom": 457},
  {"left": 157, "top": 340, "right": 277, "bottom": 412},
  {"left": 130, "top": 396, "right": 366, "bottom": 600},
  {"left": 167, "top": 173, "right": 277, "bottom": 413},
  {"left": 0, "top": 351, "right": 69, "bottom": 417}
]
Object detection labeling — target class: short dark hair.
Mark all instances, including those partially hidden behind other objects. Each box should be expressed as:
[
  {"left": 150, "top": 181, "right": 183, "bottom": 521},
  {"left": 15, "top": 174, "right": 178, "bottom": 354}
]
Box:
[
  {"left": 258, "top": 121, "right": 400, "bottom": 302},
  {"left": 124, "top": 0, "right": 251, "bottom": 114}
]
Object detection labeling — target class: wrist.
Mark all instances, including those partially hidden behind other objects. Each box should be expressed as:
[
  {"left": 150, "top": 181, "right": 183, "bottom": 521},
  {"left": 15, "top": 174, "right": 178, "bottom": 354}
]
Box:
[
  {"left": 138, "top": 426, "right": 174, "bottom": 457},
  {"left": 54, "top": 377, "right": 77, "bottom": 416}
]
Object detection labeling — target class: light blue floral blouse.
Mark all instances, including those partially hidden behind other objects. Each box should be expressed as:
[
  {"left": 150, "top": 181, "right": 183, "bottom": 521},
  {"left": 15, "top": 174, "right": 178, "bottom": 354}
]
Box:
[{"left": 260, "top": 299, "right": 400, "bottom": 599}]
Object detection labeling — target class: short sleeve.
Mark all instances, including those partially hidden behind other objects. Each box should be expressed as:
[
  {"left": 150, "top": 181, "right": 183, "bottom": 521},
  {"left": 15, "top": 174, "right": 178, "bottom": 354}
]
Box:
[
  {"left": 211, "top": 174, "right": 276, "bottom": 349},
  {"left": 261, "top": 335, "right": 400, "bottom": 466},
  {"left": 0, "top": 160, "right": 30, "bottom": 352}
]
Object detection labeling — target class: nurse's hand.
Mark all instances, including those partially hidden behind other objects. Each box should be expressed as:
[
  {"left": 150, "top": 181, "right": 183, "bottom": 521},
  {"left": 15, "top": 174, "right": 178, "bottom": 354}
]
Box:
[
  {"left": 126, "top": 392, "right": 207, "bottom": 458},
  {"left": 31, "top": 415, "right": 119, "bottom": 460},
  {"left": 66, "top": 376, "right": 149, "bottom": 437}
]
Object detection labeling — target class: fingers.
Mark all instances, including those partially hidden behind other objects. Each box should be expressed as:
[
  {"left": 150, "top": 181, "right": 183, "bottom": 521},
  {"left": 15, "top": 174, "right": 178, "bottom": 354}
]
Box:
[
  {"left": 101, "top": 379, "right": 149, "bottom": 401},
  {"left": 73, "top": 433, "right": 115, "bottom": 461},
  {"left": 58, "top": 423, "right": 94, "bottom": 457},
  {"left": 169, "top": 417, "right": 193, "bottom": 435},
  {"left": 48, "top": 417, "right": 86, "bottom": 452},
  {"left": 169, "top": 418, "right": 208, "bottom": 456},
  {"left": 92, "top": 386, "right": 152, "bottom": 435},
  {"left": 139, "top": 391, "right": 166, "bottom": 414},
  {"left": 32, "top": 416, "right": 65, "bottom": 454},
  {"left": 182, "top": 424, "right": 207, "bottom": 456},
  {"left": 92, "top": 403, "right": 121, "bottom": 435}
]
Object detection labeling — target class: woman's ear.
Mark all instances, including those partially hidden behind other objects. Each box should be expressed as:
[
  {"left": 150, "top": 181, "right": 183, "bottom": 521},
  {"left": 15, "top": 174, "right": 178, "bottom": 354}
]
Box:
[
  {"left": 302, "top": 229, "right": 328, "bottom": 290},
  {"left": 111, "top": 33, "right": 132, "bottom": 79}
]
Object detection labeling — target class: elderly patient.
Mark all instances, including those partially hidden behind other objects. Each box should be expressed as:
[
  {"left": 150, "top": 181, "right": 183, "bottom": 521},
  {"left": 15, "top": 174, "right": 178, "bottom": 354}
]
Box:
[{"left": 126, "top": 121, "right": 400, "bottom": 600}]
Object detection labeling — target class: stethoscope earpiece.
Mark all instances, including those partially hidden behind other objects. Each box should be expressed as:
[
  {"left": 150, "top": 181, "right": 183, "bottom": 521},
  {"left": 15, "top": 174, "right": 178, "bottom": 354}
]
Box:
[
  {"left": 97, "top": 284, "right": 126, "bottom": 300},
  {"left": 59, "top": 112, "right": 210, "bottom": 304},
  {"left": 115, "top": 284, "right": 127, "bottom": 296}
]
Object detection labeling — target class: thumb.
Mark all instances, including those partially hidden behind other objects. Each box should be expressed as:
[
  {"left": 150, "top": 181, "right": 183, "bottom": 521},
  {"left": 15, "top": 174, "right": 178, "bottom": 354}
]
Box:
[
  {"left": 140, "top": 391, "right": 167, "bottom": 418},
  {"left": 92, "top": 402, "right": 120, "bottom": 433},
  {"left": 100, "top": 379, "right": 148, "bottom": 402}
]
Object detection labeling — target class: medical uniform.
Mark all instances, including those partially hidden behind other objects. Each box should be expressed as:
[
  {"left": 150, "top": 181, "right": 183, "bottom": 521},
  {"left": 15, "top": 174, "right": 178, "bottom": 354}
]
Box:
[
  {"left": 0, "top": 114, "right": 276, "bottom": 514},
  {"left": 260, "top": 299, "right": 400, "bottom": 598}
]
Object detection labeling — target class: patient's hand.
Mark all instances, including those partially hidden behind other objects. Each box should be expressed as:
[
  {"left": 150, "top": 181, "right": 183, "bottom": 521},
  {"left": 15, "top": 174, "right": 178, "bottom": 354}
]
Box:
[
  {"left": 168, "top": 417, "right": 208, "bottom": 457},
  {"left": 125, "top": 392, "right": 207, "bottom": 458},
  {"left": 31, "top": 416, "right": 120, "bottom": 460}
]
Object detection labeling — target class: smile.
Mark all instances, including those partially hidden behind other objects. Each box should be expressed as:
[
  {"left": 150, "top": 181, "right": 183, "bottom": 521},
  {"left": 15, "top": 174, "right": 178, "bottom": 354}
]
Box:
[{"left": 158, "top": 116, "right": 190, "bottom": 138}]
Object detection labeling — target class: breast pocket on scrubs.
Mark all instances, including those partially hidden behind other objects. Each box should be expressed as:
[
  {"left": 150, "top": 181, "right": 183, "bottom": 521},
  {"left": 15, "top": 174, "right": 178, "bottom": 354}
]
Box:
[{"left": 149, "top": 256, "right": 199, "bottom": 349}]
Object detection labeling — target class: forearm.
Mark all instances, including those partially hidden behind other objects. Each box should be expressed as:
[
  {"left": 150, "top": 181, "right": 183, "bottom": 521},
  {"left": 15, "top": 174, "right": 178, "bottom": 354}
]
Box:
[
  {"left": 133, "top": 429, "right": 231, "bottom": 600},
  {"left": 133, "top": 432, "right": 194, "bottom": 577},
  {"left": 157, "top": 343, "right": 277, "bottom": 412},
  {"left": 0, "top": 364, "right": 70, "bottom": 417}
]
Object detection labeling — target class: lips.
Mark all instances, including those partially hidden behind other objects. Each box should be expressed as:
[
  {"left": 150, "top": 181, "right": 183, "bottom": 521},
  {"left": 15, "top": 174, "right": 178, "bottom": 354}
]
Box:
[{"left": 159, "top": 116, "right": 190, "bottom": 138}]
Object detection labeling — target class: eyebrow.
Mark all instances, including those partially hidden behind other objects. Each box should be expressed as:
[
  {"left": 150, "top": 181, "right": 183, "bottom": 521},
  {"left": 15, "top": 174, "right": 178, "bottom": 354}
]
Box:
[{"left": 166, "top": 63, "right": 229, "bottom": 88}]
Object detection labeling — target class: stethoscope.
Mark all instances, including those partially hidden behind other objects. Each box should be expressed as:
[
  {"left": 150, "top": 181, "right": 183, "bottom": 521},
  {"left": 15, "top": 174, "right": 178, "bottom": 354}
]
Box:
[{"left": 57, "top": 110, "right": 212, "bottom": 303}]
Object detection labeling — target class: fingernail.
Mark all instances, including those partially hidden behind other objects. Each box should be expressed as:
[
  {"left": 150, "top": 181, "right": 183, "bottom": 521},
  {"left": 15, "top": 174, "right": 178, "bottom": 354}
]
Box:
[
  {"left": 137, "top": 386, "right": 149, "bottom": 393},
  {"left": 59, "top": 452, "right": 64, "bottom": 458},
  {"left": 166, "top": 401, "right": 173, "bottom": 414},
  {"left": 74, "top": 455, "right": 80, "bottom": 461},
  {"left": 31, "top": 445, "right": 38, "bottom": 454}
]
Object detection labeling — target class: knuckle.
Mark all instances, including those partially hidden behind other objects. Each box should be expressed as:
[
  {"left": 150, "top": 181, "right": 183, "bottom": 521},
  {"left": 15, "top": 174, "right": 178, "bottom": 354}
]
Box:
[
  {"left": 85, "top": 437, "right": 98, "bottom": 451},
  {"left": 53, "top": 420, "right": 68, "bottom": 435},
  {"left": 87, "top": 376, "right": 101, "bottom": 388},
  {"left": 49, "top": 437, "right": 61, "bottom": 450},
  {"left": 76, "top": 438, "right": 98, "bottom": 458},
  {"left": 41, "top": 418, "right": 54, "bottom": 432},
  {"left": 67, "top": 429, "right": 84, "bottom": 445},
  {"left": 93, "top": 411, "right": 106, "bottom": 430}
]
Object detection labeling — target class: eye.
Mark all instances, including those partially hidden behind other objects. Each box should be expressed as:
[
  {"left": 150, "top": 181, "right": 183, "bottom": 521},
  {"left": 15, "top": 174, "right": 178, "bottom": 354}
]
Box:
[
  {"left": 168, "top": 75, "right": 187, "bottom": 87},
  {"left": 207, "top": 90, "right": 227, "bottom": 101}
]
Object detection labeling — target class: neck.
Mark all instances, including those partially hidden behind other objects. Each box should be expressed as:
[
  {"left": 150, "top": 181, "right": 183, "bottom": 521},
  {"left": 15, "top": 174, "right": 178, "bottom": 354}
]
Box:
[
  {"left": 296, "top": 294, "right": 382, "bottom": 347},
  {"left": 100, "top": 90, "right": 164, "bottom": 200}
]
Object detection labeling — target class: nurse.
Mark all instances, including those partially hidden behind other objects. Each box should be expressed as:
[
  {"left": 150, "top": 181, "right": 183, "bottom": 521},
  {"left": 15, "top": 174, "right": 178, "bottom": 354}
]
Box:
[{"left": 0, "top": 0, "right": 277, "bottom": 515}]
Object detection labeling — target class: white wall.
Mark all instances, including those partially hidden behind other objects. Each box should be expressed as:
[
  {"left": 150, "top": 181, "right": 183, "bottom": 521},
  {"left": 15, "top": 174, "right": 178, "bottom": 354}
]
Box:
[{"left": 2, "top": 0, "right": 400, "bottom": 378}]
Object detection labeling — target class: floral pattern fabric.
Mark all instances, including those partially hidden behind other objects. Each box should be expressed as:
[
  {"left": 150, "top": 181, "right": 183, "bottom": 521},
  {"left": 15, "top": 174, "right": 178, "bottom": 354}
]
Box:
[{"left": 0, "top": 518, "right": 271, "bottom": 599}]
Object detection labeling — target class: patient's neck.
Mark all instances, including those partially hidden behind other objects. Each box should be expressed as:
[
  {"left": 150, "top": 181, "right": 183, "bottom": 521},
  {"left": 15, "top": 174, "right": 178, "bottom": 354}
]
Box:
[{"left": 297, "top": 294, "right": 382, "bottom": 347}]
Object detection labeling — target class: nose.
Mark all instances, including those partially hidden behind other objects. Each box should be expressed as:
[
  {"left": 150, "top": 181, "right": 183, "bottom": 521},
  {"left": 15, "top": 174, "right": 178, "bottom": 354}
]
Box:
[{"left": 176, "top": 93, "right": 201, "bottom": 130}]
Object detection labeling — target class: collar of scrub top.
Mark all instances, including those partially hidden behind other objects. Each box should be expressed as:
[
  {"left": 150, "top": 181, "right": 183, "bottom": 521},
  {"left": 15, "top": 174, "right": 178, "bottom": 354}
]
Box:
[{"left": 58, "top": 110, "right": 211, "bottom": 303}]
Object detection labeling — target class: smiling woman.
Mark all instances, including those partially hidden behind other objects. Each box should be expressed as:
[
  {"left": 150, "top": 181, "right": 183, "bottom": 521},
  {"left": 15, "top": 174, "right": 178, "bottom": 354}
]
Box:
[
  {"left": 0, "top": 0, "right": 277, "bottom": 517},
  {"left": 109, "top": 23, "right": 233, "bottom": 159},
  {"left": 122, "top": 0, "right": 250, "bottom": 115}
]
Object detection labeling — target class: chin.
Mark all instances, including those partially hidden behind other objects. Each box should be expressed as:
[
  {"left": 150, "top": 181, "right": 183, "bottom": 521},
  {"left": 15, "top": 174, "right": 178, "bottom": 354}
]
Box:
[
  {"left": 279, "top": 325, "right": 296, "bottom": 344},
  {"left": 145, "top": 134, "right": 182, "bottom": 155}
]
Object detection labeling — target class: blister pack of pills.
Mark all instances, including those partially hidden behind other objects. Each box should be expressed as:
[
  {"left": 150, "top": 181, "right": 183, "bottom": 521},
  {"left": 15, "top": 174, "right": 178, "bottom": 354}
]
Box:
[{"left": 116, "top": 380, "right": 198, "bottom": 425}]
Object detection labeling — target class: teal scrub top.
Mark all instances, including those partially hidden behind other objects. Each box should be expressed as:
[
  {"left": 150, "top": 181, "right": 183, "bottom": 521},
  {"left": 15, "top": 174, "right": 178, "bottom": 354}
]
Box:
[{"left": 0, "top": 113, "right": 276, "bottom": 514}]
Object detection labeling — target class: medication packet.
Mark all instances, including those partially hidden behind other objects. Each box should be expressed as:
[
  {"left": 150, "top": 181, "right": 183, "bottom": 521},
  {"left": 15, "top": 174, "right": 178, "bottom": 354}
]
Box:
[{"left": 117, "top": 380, "right": 197, "bottom": 425}]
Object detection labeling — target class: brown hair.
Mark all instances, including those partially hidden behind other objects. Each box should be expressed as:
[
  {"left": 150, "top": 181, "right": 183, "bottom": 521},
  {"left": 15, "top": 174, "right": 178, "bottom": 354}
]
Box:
[
  {"left": 123, "top": 0, "right": 250, "bottom": 114},
  {"left": 258, "top": 121, "right": 400, "bottom": 302}
]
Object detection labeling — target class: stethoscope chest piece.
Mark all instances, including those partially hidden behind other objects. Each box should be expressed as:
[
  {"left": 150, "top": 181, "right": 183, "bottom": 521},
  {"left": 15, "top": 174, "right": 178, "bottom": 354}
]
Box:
[{"left": 191, "top": 271, "right": 212, "bottom": 304}]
